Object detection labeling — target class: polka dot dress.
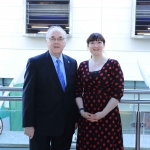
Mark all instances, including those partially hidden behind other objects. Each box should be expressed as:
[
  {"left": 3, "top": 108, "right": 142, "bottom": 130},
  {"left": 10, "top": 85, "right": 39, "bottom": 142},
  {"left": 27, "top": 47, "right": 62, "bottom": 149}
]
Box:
[{"left": 75, "top": 59, "right": 124, "bottom": 150}]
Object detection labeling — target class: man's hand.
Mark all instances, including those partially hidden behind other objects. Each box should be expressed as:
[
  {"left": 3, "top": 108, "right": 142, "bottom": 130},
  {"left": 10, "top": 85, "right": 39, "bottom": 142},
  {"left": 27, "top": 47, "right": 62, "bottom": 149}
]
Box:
[{"left": 24, "top": 127, "right": 35, "bottom": 139}]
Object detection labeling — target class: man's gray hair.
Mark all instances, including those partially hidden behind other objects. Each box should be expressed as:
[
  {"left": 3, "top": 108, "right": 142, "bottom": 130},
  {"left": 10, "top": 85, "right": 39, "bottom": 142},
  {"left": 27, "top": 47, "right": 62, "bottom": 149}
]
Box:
[{"left": 46, "top": 26, "right": 67, "bottom": 40}]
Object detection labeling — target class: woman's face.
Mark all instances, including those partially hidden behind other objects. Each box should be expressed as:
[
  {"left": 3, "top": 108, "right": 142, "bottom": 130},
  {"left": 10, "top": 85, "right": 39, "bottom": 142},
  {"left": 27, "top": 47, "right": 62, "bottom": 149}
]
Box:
[{"left": 88, "top": 40, "right": 105, "bottom": 56}]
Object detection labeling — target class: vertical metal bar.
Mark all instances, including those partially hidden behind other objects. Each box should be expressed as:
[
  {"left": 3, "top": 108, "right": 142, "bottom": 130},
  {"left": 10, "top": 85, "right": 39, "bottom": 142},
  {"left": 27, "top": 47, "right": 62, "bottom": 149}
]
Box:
[
  {"left": 135, "top": 111, "right": 140, "bottom": 150},
  {"left": 133, "top": 81, "right": 136, "bottom": 123},
  {"left": 135, "top": 93, "right": 140, "bottom": 150},
  {"left": 2, "top": 78, "right": 4, "bottom": 95},
  {"left": 138, "top": 93, "right": 140, "bottom": 111}
]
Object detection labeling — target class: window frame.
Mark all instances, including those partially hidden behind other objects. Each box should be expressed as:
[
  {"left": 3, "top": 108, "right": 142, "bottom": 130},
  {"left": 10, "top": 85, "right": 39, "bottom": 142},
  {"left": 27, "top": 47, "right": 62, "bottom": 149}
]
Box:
[
  {"left": 131, "top": 0, "right": 150, "bottom": 38},
  {"left": 23, "top": 0, "right": 72, "bottom": 37}
]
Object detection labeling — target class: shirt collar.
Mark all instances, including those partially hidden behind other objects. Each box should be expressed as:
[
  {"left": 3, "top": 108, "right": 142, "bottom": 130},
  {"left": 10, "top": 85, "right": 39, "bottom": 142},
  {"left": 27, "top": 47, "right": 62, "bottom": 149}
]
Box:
[{"left": 49, "top": 52, "right": 63, "bottom": 63}]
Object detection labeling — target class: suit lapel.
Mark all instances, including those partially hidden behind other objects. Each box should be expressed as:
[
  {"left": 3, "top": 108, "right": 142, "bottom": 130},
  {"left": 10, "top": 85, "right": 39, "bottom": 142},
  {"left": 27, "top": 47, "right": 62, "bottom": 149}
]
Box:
[{"left": 45, "top": 51, "right": 63, "bottom": 91}]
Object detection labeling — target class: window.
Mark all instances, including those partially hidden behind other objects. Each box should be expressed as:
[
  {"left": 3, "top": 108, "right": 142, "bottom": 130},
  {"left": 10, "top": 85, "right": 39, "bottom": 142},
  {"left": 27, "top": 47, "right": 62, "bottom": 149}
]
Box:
[
  {"left": 131, "top": 0, "right": 150, "bottom": 38},
  {"left": 23, "top": 0, "right": 71, "bottom": 37}
]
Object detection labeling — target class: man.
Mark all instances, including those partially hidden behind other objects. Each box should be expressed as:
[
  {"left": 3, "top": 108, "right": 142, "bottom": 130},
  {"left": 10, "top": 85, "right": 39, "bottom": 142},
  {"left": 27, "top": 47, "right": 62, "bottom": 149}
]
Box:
[{"left": 22, "top": 26, "right": 78, "bottom": 150}]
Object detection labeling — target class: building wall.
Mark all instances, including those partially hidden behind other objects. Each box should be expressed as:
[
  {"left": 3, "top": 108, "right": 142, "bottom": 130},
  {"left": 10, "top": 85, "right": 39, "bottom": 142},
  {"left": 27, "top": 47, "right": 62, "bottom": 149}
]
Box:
[{"left": 0, "top": 0, "right": 150, "bottom": 80}]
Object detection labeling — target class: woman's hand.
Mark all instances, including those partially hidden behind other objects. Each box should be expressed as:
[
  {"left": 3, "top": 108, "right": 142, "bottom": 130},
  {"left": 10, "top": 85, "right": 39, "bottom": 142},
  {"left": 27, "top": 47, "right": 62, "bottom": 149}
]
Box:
[
  {"left": 80, "top": 111, "right": 98, "bottom": 122},
  {"left": 80, "top": 111, "right": 91, "bottom": 119},
  {"left": 92, "top": 111, "right": 106, "bottom": 121}
]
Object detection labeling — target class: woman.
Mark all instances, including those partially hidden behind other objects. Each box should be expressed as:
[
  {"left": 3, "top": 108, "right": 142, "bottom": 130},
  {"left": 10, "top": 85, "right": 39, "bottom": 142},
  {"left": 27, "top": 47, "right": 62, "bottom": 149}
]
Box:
[{"left": 75, "top": 33, "right": 124, "bottom": 150}]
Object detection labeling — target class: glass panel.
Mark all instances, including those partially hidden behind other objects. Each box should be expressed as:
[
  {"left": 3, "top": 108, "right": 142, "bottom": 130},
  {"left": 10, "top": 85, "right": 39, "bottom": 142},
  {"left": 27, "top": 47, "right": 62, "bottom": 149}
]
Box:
[
  {"left": 140, "top": 111, "right": 150, "bottom": 150},
  {"left": 133, "top": 94, "right": 150, "bottom": 100},
  {"left": 0, "top": 94, "right": 149, "bottom": 149},
  {"left": 140, "top": 94, "right": 150, "bottom": 100},
  {"left": 124, "top": 81, "right": 135, "bottom": 89},
  {"left": 124, "top": 81, "right": 149, "bottom": 90},
  {"left": 0, "top": 78, "right": 2, "bottom": 85},
  {"left": 3, "top": 78, "right": 13, "bottom": 86},
  {"left": 0, "top": 100, "right": 76, "bottom": 149},
  {"left": 119, "top": 103, "right": 137, "bottom": 149},
  {"left": 0, "top": 101, "right": 23, "bottom": 131},
  {"left": 119, "top": 103, "right": 138, "bottom": 112},
  {"left": 0, "top": 100, "right": 28, "bottom": 147},
  {"left": 123, "top": 93, "right": 150, "bottom": 101},
  {"left": 140, "top": 104, "right": 150, "bottom": 112},
  {"left": 136, "top": 81, "right": 148, "bottom": 89},
  {"left": 0, "top": 85, "right": 2, "bottom": 96},
  {"left": 122, "top": 93, "right": 136, "bottom": 100}
]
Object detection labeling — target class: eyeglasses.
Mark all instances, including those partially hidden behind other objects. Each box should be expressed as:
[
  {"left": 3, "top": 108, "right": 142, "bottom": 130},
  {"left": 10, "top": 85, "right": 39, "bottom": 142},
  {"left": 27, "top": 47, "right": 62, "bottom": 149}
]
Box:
[{"left": 49, "top": 37, "right": 66, "bottom": 42}]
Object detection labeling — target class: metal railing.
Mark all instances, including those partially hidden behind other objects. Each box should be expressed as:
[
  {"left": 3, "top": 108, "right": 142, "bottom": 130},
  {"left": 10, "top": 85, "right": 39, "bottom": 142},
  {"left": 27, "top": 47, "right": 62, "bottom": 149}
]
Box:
[{"left": 0, "top": 87, "right": 150, "bottom": 150}]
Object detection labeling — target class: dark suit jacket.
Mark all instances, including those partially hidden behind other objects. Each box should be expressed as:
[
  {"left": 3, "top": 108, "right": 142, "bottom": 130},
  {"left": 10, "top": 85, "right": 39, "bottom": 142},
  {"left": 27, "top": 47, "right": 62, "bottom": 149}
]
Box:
[{"left": 22, "top": 51, "right": 78, "bottom": 136}]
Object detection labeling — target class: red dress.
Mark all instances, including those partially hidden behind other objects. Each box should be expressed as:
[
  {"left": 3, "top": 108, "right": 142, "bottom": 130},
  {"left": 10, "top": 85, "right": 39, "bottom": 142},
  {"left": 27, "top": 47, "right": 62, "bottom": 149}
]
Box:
[{"left": 75, "top": 59, "right": 124, "bottom": 150}]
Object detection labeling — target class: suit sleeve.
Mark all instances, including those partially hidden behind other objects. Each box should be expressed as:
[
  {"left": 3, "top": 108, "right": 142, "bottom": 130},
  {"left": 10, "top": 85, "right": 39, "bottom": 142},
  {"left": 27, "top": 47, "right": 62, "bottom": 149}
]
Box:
[
  {"left": 22, "top": 58, "right": 36, "bottom": 127},
  {"left": 111, "top": 60, "right": 124, "bottom": 101}
]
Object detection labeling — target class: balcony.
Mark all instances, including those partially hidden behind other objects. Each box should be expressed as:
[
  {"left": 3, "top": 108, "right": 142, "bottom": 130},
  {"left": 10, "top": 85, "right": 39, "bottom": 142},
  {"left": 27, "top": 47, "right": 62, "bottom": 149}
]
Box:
[{"left": 0, "top": 87, "right": 150, "bottom": 150}]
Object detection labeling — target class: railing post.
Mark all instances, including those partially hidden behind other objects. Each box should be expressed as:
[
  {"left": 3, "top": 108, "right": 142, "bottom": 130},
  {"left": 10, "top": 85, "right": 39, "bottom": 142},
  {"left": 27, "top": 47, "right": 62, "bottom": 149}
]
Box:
[
  {"left": 135, "top": 111, "right": 140, "bottom": 150},
  {"left": 135, "top": 93, "right": 140, "bottom": 150}
]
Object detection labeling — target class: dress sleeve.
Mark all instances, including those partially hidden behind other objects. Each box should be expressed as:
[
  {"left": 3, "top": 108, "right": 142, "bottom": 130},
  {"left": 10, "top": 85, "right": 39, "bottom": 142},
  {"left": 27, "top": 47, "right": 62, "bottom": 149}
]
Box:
[
  {"left": 75, "top": 63, "right": 83, "bottom": 98},
  {"left": 111, "top": 60, "right": 124, "bottom": 101}
]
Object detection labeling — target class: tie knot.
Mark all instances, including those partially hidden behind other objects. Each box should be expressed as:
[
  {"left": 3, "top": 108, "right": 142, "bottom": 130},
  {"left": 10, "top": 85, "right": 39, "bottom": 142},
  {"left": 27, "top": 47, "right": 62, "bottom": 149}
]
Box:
[{"left": 56, "top": 59, "right": 61, "bottom": 64}]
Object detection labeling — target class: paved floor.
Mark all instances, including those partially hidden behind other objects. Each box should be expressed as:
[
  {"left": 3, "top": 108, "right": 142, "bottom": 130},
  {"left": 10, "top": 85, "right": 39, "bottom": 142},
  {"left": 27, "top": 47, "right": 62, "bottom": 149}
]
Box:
[
  {"left": 0, "top": 131, "right": 76, "bottom": 149},
  {"left": 0, "top": 131, "right": 150, "bottom": 149}
]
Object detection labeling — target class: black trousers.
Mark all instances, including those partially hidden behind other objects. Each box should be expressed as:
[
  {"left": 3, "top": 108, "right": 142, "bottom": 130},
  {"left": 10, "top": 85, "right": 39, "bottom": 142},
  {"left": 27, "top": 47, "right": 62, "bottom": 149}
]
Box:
[{"left": 30, "top": 131, "right": 73, "bottom": 150}]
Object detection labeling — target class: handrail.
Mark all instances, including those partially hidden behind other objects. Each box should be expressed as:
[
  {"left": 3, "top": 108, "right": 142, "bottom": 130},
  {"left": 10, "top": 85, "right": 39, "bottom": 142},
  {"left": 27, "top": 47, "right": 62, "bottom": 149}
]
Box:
[
  {"left": 121, "top": 100, "right": 150, "bottom": 104},
  {"left": 124, "top": 89, "right": 150, "bottom": 94},
  {"left": 0, "top": 87, "right": 23, "bottom": 91},
  {"left": 1, "top": 88, "right": 150, "bottom": 102},
  {"left": 0, "top": 97, "right": 150, "bottom": 104},
  {"left": 0, "top": 87, "right": 150, "bottom": 93},
  {"left": 0, "top": 96, "right": 22, "bottom": 101}
]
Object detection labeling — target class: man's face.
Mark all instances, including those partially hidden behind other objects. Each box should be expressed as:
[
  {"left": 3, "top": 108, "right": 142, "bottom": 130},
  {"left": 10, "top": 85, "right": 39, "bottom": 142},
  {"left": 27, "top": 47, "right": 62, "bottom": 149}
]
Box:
[{"left": 47, "top": 29, "right": 66, "bottom": 58}]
